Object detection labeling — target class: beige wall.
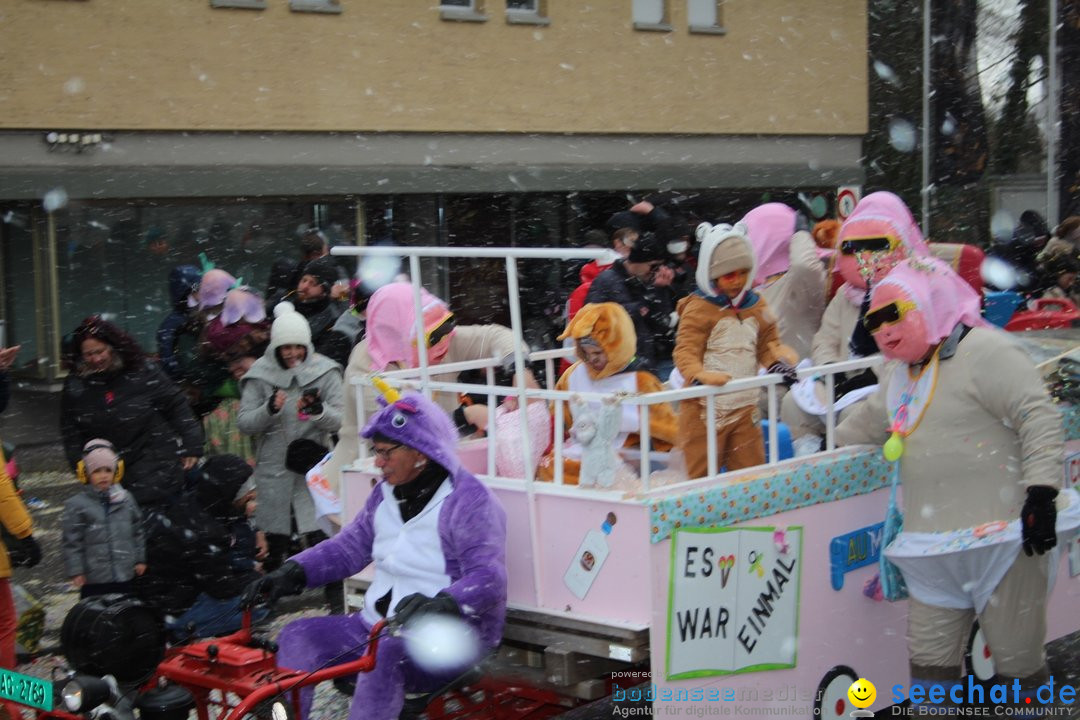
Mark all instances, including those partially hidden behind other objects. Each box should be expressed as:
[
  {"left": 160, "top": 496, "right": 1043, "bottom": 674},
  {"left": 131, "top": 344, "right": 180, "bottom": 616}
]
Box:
[{"left": 0, "top": 0, "right": 867, "bottom": 135}]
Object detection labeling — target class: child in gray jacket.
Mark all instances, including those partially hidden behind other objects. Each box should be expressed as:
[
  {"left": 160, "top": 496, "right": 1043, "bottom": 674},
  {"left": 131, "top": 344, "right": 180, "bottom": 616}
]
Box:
[{"left": 61, "top": 439, "right": 146, "bottom": 599}]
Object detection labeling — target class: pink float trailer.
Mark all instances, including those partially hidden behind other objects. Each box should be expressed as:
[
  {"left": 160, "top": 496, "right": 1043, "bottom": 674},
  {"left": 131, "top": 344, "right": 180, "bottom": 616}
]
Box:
[{"left": 331, "top": 246, "right": 1080, "bottom": 718}]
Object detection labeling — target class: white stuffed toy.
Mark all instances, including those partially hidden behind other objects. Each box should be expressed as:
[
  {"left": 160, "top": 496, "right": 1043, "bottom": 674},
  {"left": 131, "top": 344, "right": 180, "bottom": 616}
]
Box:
[{"left": 571, "top": 394, "right": 625, "bottom": 488}]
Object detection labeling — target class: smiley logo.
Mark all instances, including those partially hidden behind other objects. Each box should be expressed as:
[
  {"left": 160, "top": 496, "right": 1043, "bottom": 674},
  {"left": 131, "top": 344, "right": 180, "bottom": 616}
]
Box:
[{"left": 847, "top": 678, "right": 876, "bottom": 709}]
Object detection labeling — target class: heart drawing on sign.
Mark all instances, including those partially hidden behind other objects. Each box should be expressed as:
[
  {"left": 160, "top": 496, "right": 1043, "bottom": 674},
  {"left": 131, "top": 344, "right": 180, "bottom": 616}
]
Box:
[{"left": 717, "top": 554, "right": 735, "bottom": 587}]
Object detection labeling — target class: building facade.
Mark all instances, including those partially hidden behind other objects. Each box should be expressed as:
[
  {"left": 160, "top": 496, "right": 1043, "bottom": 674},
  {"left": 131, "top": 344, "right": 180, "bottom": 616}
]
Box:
[{"left": 0, "top": 0, "right": 867, "bottom": 380}]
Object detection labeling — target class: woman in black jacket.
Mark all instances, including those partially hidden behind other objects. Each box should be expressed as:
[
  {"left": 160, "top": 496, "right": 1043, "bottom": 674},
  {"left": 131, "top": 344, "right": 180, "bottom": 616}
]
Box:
[{"left": 60, "top": 316, "right": 204, "bottom": 510}]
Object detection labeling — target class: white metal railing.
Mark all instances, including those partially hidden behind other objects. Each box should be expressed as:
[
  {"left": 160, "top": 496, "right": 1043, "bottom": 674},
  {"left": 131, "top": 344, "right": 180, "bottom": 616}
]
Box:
[
  {"left": 332, "top": 245, "right": 884, "bottom": 606},
  {"left": 796, "top": 355, "right": 883, "bottom": 450},
  {"left": 352, "top": 353, "right": 884, "bottom": 490},
  {"left": 334, "top": 244, "right": 885, "bottom": 491}
]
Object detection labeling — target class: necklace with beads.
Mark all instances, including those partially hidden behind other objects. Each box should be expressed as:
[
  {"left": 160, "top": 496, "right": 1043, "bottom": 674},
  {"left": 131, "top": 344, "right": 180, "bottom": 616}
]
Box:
[{"left": 882, "top": 344, "right": 942, "bottom": 461}]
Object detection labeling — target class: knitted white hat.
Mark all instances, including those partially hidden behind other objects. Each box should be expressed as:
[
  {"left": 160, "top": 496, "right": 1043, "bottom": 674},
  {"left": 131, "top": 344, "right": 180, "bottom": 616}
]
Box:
[{"left": 268, "top": 301, "right": 313, "bottom": 358}]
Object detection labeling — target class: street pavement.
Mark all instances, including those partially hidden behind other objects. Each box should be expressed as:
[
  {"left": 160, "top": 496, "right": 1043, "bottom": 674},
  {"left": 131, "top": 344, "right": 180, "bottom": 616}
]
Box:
[{"left": 10, "top": 466, "right": 353, "bottom": 719}]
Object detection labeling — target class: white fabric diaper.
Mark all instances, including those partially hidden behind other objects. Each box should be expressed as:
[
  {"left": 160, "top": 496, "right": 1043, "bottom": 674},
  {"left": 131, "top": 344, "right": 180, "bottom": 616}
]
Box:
[{"left": 885, "top": 487, "right": 1080, "bottom": 612}]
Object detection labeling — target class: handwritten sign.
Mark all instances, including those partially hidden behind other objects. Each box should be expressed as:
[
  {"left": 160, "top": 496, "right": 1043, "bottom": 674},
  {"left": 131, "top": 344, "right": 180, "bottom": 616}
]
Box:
[
  {"left": 829, "top": 522, "right": 884, "bottom": 590},
  {"left": 666, "top": 526, "right": 802, "bottom": 679}
]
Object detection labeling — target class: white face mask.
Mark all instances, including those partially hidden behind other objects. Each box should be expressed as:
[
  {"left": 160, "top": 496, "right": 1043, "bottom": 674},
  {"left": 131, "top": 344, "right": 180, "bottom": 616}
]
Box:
[{"left": 667, "top": 240, "right": 689, "bottom": 255}]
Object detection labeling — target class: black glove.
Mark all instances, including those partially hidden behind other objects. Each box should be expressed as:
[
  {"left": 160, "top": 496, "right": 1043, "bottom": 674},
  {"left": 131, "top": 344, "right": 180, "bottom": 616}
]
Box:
[
  {"left": 393, "top": 591, "right": 460, "bottom": 626},
  {"left": 767, "top": 361, "right": 799, "bottom": 387},
  {"left": 833, "top": 368, "right": 878, "bottom": 399},
  {"left": 7, "top": 535, "right": 40, "bottom": 569},
  {"left": 1021, "top": 485, "right": 1058, "bottom": 557},
  {"left": 266, "top": 390, "right": 282, "bottom": 415},
  {"left": 299, "top": 389, "right": 323, "bottom": 417},
  {"left": 239, "top": 560, "right": 307, "bottom": 608},
  {"left": 849, "top": 289, "right": 879, "bottom": 358}
]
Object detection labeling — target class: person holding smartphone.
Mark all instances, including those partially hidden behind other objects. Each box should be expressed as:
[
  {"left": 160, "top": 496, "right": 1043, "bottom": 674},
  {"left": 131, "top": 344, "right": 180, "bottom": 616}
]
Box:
[{"left": 237, "top": 302, "right": 344, "bottom": 575}]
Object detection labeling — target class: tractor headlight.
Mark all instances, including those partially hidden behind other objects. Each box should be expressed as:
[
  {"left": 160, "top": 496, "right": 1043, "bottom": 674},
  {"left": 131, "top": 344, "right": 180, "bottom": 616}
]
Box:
[{"left": 61, "top": 674, "right": 113, "bottom": 712}]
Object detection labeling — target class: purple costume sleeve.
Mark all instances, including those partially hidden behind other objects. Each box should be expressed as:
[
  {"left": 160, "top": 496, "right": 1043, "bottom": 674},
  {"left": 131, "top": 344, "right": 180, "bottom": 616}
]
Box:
[
  {"left": 292, "top": 471, "right": 507, "bottom": 653},
  {"left": 439, "top": 473, "right": 508, "bottom": 650},
  {"left": 292, "top": 487, "right": 383, "bottom": 588}
]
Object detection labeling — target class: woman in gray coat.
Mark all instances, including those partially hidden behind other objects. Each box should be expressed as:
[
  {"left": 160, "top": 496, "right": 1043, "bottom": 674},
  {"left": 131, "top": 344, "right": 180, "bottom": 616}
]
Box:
[{"left": 238, "top": 302, "right": 343, "bottom": 571}]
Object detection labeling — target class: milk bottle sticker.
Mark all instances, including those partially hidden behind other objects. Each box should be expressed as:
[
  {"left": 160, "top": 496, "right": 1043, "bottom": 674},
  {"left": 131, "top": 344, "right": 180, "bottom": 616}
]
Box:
[{"left": 564, "top": 512, "right": 616, "bottom": 600}]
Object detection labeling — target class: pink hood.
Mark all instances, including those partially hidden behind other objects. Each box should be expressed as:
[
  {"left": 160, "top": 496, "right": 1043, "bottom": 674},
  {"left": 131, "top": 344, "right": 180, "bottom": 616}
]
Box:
[
  {"left": 366, "top": 282, "right": 453, "bottom": 372},
  {"left": 741, "top": 203, "right": 797, "bottom": 285},
  {"left": 873, "top": 256, "right": 989, "bottom": 344},
  {"left": 838, "top": 191, "right": 929, "bottom": 257}
]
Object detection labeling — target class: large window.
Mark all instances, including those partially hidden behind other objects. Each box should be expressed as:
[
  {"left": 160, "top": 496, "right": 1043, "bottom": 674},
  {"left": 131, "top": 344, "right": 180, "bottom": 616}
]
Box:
[
  {"left": 288, "top": 0, "right": 342, "bottom": 14},
  {"left": 209, "top": 0, "right": 266, "bottom": 9},
  {"left": 49, "top": 201, "right": 357, "bottom": 355},
  {"left": 0, "top": 207, "right": 41, "bottom": 368}
]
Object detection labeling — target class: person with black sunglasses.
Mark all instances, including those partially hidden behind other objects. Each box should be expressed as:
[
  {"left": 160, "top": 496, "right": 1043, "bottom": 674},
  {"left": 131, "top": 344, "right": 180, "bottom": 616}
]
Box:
[
  {"left": 836, "top": 256, "right": 1071, "bottom": 712},
  {"left": 316, "top": 282, "right": 537, "bottom": 530},
  {"left": 780, "top": 192, "right": 931, "bottom": 453}
]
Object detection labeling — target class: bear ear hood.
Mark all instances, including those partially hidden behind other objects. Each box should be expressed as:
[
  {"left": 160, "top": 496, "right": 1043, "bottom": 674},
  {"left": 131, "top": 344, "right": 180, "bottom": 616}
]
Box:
[
  {"left": 695, "top": 222, "right": 756, "bottom": 304},
  {"left": 557, "top": 302, "right": 637, "bottom": 379}
]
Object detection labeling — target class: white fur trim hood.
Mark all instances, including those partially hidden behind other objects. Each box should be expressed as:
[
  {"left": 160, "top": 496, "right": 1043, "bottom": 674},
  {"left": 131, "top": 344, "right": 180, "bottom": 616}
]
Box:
[{"left": 694, "top": 221, "right": 757, "bottom": 305}]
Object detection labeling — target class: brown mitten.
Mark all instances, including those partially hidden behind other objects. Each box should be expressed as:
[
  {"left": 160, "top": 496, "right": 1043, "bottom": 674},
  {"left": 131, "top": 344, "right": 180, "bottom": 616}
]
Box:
[{"left": 694, "top": 371, "right": 732, "bottom": 386}]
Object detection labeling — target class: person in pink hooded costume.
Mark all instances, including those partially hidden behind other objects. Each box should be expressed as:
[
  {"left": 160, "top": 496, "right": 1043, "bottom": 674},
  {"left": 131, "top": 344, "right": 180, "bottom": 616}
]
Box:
[
  {"left": 318, "top": 282, "right": 532, "bottom": 527},
  {"left": 838, "top": 256, "right": 1072, "bottom": 710},
  {"left": 741, "top": 202, "right": 828, "bottom": 360},
  {"left": 780, "top": 192, "right": 930, "bottom": 445},
  {"left": 365, "top": 283, "right": 458, "bottom": 374}
]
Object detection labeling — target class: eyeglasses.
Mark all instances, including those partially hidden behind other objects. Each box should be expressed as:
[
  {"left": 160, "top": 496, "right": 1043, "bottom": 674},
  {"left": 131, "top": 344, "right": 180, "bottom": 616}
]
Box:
[
  {"left": 372, "top": 443, "right": 403, "bottom": 460},
  {"left": 413, "top": 314, "right": 457, "bottom": 349},
  {"left": 839, "top": 235, "right": 900, "bottom": 256},
  {"left": 863, "top": 300, "right": 918, "bottom": 333}
]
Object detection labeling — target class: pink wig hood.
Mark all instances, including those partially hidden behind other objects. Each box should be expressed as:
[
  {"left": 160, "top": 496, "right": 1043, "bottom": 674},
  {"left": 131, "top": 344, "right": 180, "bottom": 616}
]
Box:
[
  {"left": 741, "top": 203, "right": 797, "bottom": 285},
  {"left": 872, "top": 256, "right": 989, "bottom": 345},
  {"left": 365, "top": 282, "right": 453, "bottom": 372}
]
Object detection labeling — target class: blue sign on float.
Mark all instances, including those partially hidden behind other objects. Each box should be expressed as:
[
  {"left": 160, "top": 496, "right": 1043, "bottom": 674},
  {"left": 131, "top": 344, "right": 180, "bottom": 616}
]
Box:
[{"left": 829, "top": 522, "right": 885, "bottom": 591}]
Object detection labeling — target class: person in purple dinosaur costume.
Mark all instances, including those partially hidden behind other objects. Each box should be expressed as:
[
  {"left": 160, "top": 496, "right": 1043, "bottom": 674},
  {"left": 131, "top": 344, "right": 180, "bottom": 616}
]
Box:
[{"left": 241, "top": 386, "right": 507, "bottom": 720}]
